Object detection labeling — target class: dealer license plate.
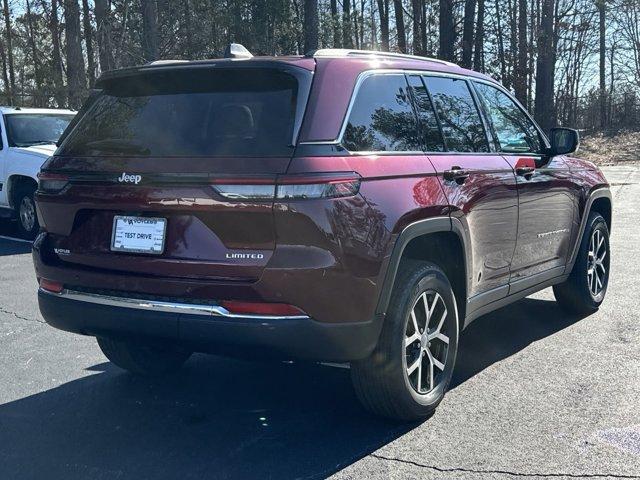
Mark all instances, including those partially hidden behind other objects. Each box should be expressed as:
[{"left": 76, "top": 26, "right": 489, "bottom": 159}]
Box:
[{"left": 110, "top": 216, "right": 167, "bottom": 255}]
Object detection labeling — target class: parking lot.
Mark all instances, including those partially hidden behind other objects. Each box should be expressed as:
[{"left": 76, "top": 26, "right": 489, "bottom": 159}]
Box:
[{"left": 0, "top": 165, "right": 638, "bottom": 480}]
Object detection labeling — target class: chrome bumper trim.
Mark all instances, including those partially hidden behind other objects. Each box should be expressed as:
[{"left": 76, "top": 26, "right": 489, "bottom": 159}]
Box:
[{"left": 39, "top": 288, "right": 310, "bottom": 320}]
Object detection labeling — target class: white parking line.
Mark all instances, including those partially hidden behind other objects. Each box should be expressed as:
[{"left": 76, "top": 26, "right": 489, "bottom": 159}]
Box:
[{"left": 0, "top": 235, "right": 32, "bottom": 244}]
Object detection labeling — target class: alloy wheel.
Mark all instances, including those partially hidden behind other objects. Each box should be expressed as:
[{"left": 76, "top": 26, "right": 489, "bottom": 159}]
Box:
[
  {"left": 587, "top": 228, "right": 607, "bottom": 298},
  {"left": 404, "top": 290, "right": 450, "bottom": 394},
  {"left": 19, "top": 196, "right": 36, "bottom": 233}
]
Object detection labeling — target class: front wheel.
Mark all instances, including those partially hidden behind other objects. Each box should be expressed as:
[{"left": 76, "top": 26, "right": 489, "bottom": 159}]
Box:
[
  {"left": 351, "top": 261, "right": 459, "bottom": 421},
  {"left": 15, "top": 186, "right": 39, "bottom": 240},
  {"left": 553, "top": 212, "right": 610, "bottom": 314},
  {"left": 97, "top": 336, "right": 192, "bottom": 377}
]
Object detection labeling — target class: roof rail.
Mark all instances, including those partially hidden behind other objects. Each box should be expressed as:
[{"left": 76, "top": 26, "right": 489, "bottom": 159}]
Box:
[
  {"left": 308, "top": 49, "right": 458, "bottom": 67},
  {"left": 145, "top": 59, "right": 190, "bottom": 66}
]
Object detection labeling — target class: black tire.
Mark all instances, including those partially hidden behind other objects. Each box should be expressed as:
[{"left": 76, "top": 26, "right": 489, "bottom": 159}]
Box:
[
  {"left": 14, "top": 185, "right": 39, "bottom": 240},
  {"left": 351, "top": 261, "right": 459, "bottom": 421},
  {"left": 97, "top": 336, "right": 192, "bottom": 376},
  {"left": 553, "top": 212, "right": 610, "bottom": 314}
]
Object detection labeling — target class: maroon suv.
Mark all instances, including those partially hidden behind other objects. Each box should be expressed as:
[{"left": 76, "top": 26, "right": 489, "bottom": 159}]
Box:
[{"left": 33, "top": 49, "right": 612, "bottom": 420}]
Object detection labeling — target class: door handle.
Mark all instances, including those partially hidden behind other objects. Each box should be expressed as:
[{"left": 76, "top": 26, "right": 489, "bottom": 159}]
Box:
[
  {"left": 516, "top": 166, "right": 535, "bottom": 177},
  {"left": 443, "top": 166, "right": 470, "bottom": 184}
]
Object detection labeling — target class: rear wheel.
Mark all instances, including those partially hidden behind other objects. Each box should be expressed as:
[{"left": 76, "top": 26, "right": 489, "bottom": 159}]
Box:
[
  {"left": 97, "top": 336, "right": 192, "bottom": 376},
  {"left": 553, "top": 212, "right": 610, "bottom": 314},
  {"left": 15, "top": 185, "right": 39, "bottom": 240},
  {"left": 351, "top": 261, "right": 459, "bottom": 421}
]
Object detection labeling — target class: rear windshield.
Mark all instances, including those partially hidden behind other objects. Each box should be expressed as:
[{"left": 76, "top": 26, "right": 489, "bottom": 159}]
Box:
[{"left": 59, "top": 68, "right": 302, "bottom": 157}]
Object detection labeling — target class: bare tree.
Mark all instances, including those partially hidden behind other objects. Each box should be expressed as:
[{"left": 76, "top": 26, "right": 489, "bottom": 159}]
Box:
[
  {"left": 461, "top": 0, "right": 476, "bottom": 68},
  {"left": 64, "top": 0, "right": 86, "bottom": 109},
  {"left": 439, "top": 0, "right": 455, "bottom": 61},
  {"left": 473, "top": 0, "right": 485, "bottom": 70},
  {"left": 94, "top": 0, "right": 113, "bottom": 73},
  {"left": 534, "top": 0, "right": 556, "bottom": 132},
  {"left": 514, "top": 0, "right": 527, "bottom": 103},
  {"left": 377, "top": 0, "right": 390, "bottom": 50},
  {"left": 25, "top": 0, "right": 42, "bottom": 102},
  {"left": 330, "top": 0, "right": 341, "bottom": 47},
  {"left": 2, "top": 0, "right": 15, "bottom": 104},
  {"left": 81, "top": 0, "right": 95, "bottom": 85},
  {"left": 141, "top": 0, "right": 159, "bottom": 61},
  {"left": 304, "top": 0, "right": 318, "bottom": 52},
  {"left": 393, "top": 0, "right": 407, "bottom": 53},
  {"left": 597, "top": 0, "right": 606, "bottom": 128},
  {"left": 343, "top": 0, "right": 354, "bottom": 48}
]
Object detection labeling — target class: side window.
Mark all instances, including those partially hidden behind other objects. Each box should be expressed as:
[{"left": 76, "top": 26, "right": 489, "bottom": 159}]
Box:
[
  {"left": 423, "top": 76, "right": 489, "bottom": 153},
  {"left": 342, "top": 74, "right": 421, "bottom": 152},
  {"left": 474, "top": 82, "right": 542, "bottom": 153},
  {"left": 406, "top": 75, "right": 445, "bottom": 152}
]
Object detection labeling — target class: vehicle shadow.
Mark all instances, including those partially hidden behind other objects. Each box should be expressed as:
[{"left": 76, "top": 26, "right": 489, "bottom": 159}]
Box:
[
  {"left": 0, "top": 221, "right": 31, "bottom": 256},
  {"left": 0, "top": 297, "right": 585, "bottom": 480}
]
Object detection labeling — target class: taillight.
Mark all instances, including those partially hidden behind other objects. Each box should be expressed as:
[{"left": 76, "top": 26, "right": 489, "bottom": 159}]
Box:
[
  {"left": 220, "top": 300, "right": 307, "bottom": 317},
  {"left": 277, "top": 173, "right": 361, "bottom": 199},
  {"left": 39, "top": 278, "right": 64, "bottom": 293},
  {"left": 211, "top": 172, "right": 361, "bottom": 201},
  {"left": 37, "top": 172, "right": 69, "bottom": 193}
]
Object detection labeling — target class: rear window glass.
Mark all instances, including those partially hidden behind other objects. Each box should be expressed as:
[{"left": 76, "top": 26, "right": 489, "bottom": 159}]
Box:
[
  {"left": 423, "top": 76, "right": 489, "bottom": 153},
  {"left": 342, "top": 74, "right": 421, "bottom": 152},
  {"left": 59, "top": 69, "right": 300, "bottom": 157}
]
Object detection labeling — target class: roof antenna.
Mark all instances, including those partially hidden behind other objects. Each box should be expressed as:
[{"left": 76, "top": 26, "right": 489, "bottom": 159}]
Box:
[{"left": 224, "top": 43, "right": 253, "bottom": 59}]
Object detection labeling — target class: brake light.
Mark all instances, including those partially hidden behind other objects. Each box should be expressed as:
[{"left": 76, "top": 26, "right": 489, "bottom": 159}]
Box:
[
  {"left": 37, "top": 172, "right": 69, "bottom": 193},
  {"left": 39, "top": 278, "right": 64, "bottom": 293},
  {"left": 220, "top": 300, "right": 307, "bottom": 317},
  {"left": 211, "top": 172, "right": 361, "bottom": 200}
]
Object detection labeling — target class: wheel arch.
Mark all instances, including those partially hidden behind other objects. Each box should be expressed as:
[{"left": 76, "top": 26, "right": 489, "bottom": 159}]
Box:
[
  {"left": 566, "top": 187, "right": 612, "bottom": 273},
  {"left": 375, "top": 216, "right": 471, "bottom": 327},
  {"left": 7, "top": 174, "right": 38, "bottom": 209}
]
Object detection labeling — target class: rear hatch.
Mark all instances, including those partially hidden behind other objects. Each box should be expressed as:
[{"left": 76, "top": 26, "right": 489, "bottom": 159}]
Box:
[{"left": 36, "top": 63, "right": 313, "bottom": 282}]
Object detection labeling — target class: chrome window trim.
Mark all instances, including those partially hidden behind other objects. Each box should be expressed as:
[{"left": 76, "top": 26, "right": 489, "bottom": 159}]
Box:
[
  {"left": 301, "top": 68, "right": 549, "bottom": 154},
  {"left": 40, "top": 288, "right": 310, "bottom": 320}
]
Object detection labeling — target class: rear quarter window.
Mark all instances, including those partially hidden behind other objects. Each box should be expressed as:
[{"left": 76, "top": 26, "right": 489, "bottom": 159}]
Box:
[{"left": 59, "top": 68, "right": 303, "bottom": 157}]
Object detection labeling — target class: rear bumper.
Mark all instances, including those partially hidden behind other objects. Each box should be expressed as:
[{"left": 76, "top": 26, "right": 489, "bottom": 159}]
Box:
[{"left": 38, "top": 288, "right": 381, "bottom": 362}]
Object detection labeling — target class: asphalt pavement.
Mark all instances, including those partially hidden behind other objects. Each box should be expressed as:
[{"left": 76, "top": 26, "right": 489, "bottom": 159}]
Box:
[{"left": 0, "top": 165, "right": 638, "bottom": 480}]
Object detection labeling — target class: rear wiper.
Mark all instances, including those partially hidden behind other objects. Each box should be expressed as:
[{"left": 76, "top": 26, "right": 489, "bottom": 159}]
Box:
[{"left": 81, "top": 139, "right": 151, "bottom": 155}]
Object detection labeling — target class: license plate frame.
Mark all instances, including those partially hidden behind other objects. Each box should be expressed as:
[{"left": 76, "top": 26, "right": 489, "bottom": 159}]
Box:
[{"left": 110, "top": 215, "right": 167, "bottom": 255}]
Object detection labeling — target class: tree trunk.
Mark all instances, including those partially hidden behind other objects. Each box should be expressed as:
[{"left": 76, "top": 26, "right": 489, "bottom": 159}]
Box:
[
  {"left": 304, "top": 0, "right": 318, "bottom": 52},
  {"left": 94, "top": 0, "right": 113, "bottom": 72},
  {"left": 64, "top": 0, "right": 86, "bottom": 109},
  {"left": 438, "top": 0, "right": 455, "bottom": 61},
  {"left": 81, "top": 0, "right": 95, "bottom": 85},
  {"left": 43, "top": 0, "right": 65, "bottom": 106},
  {"left": 461, "top": 0, "right": 475, "bottom": 68},
  {"left": 393, "top": 0, "right": 407, "bottom": 53},
  {"left": 330, "top": 0, "right": 341, "bottom": 48},
  {"left": 495, "top": 0, "right": 506, "bottom": 84},
  {"left": 140, "top": 0, "right": 159, "bottom": 61},
  {"left": 2, "top": 0, "right": 15, "bottom": 104},
  {"left": 25, "top": 0, "right": 42, "bottom": 104},
  {"left": 0, "top": 38, "right": 9, "bottom": 105},
  {"left": 343, "top": 0, "right": 353, "bottom": 48},
  {"left": 514, "top": 0, "right": 527, "bottom": 104},
  {"left": 598, "top": 0, "right": 606, "bottom": 129},
  {"left": 534, "top": 0, "right": 555, "bottom": 133},
  {"left": 412, "top": 0, "right": 423, "bottom": 55},
  {"left": 472, "top": 0, "right": 484, "bottom": 70},
  {"left": 377, "top": 0, "right": 389, "bottom": 50}
]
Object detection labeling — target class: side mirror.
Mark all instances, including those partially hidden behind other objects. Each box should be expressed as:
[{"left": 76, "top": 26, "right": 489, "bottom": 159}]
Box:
[{"left": 549, "top": 127, "right": 579, "bottom": 156}]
